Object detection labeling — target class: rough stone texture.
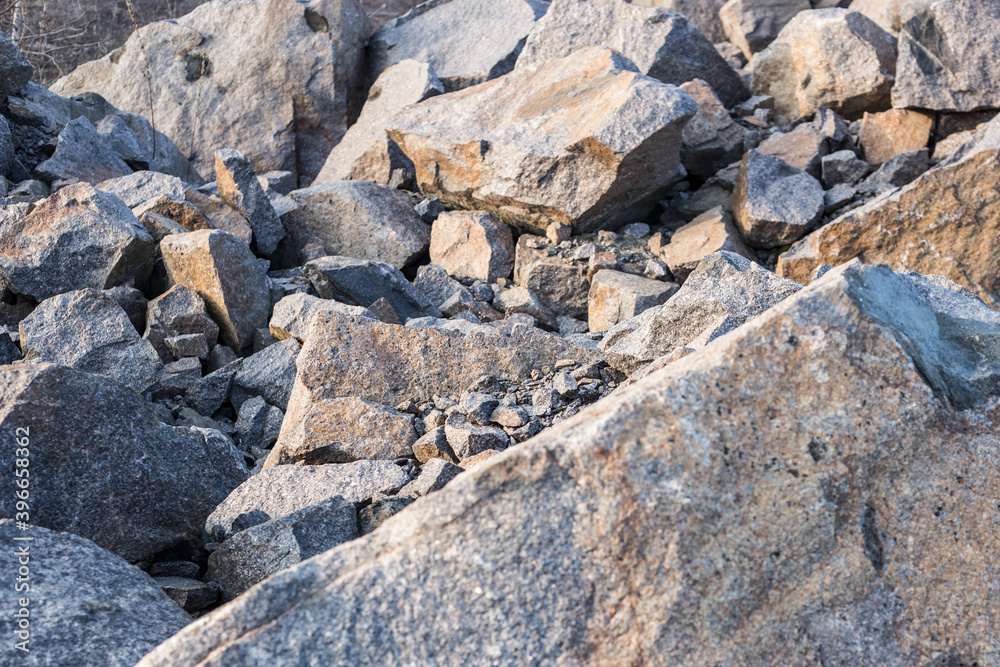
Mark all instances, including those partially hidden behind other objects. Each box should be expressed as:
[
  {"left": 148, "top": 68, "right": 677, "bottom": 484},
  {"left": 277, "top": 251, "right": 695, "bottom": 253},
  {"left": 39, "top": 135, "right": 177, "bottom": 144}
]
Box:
[
  {"left": 316, "top": 59, "right": 444, "bottom": 184},
  {"left": 138, "top": 261, "right": 1000, "bottom": 667},
  {"left": 51, "top": 0, "right": 369, "bottom": 183},
  {"left": 518, "top": 0, "right": 747, "bottom": 108},
  {"left": 821, "top": 149, "right": 872, "bottom": 187},
  {"left": 207, "top": 496, "right": 359, "bottom": 600},
  {"left": 269, "top": 293, "right": 375, "bottom": 342},
  {"left": 654, "top": 206, "right": 754, "bottom": 283},
  {"left": 891, "top": 0, "right": 1000, "bottom": 112},
  {"left": 205, "top": 462, "right": 410, "bottom": 541},
  {"left": 0, "top": 364, "right": 248, "bottom": 562},
  {"left": 733, "top": 150, "right": 825, "bottom": 249},
  {"left": 161, "top": 230, "right": 271, "bottom": 350},
  {"left": 97, "top": 170, "right": 186, "bottom": 208},
  {"left": 0, "top": 521, "right": 189, "bottom": 667},
  {"left": 755, "top": 124, "right": 829, "bottom": 178},
  {"left": 430, "top": 211, "right": 515, "bottom": 282},
  {"left": 304, "top": 256, "right": 441, "bottom": 321},
  {"left": 679, "top": 79, "right": 746, "bottom": 179},
  {"left": 230, "top": 338, "right": 300, "bottom": 410},
  {"left": 34, "top": 117, "right": 133, "bottom": 185},
  {"left": 751, "top": 8, "right": 898, "bottom": 121},
  {"left": 778, "top": 115, "right": 1000, "bottom": 307},
  {"left": 859, "top": 108, "right": 933, "bottom": 165},
  {"left": 215, "top": 148, "right": 286, "bottom": 256},
  {"left": 283, "top": 308, "right": 599, "bottom": 418},
  {"left": 512, "top": 236, "right": 591, "bottom": 318},
  {"left": 387, "top": 47, "right": 697, "bottom": 235},
  {"left": 20, "top": 289, "right": 162, "bottom": 394},
  {"left": 493, "top": 286, "right": 558, "bottom": 329},
  {"left": 0, "top": 182, "right": 154, "bottom": 301},
  {"left": 185, "top": 188, "right": 255, "bottom": 244},
  {"left": 849, "top": 0, "right": 912, "bottom": 34},
  {"left": 398, "top": 458, "right": 463, "bottom": 497},
  {"left": 606, "top": 251, "right": 802, "bottom": 373},
  {"left": 630, "top": 0, "right": 729, "bottom": 42},
  {"left": 144, "top": 284, "right": 221, "bottom": 363},
  {"left": 412, "top": 263, "right": 468, "bottom": 309},
  {"left": 588, "top": 269, "right": 678, "bottom": 332},
  {"left": 445, "top": 411, "right": 509, "bottom": 459},
  {"left": 368, "top": 0, "right": 547, "bottom": 92},
  {"left": 0, "top": 29, "right": 32, "bottom": 97},
  {"left": 856, "top": 148, "right": 928, "bottom": 195},
  {"left": 719, "top": 0, "right": 811, "bottom": 58},
  {"left": 412, "top": 426, "right": 459, "bottom": 464},
  {"left": 283, "top": 182, "right": 430, "bottom": 269},
  {"left": 266, "top": 397, "right": 417, "bottom": 467},
  {"left": 187, "top": 360, "right": 241, "bottom": 417}
]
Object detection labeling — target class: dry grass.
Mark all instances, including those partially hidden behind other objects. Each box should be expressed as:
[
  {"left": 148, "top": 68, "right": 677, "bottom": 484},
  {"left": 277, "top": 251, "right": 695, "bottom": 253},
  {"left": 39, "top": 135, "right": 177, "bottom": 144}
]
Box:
[{"left": 0, "top": 0, "right": 423, "bottom": 86}]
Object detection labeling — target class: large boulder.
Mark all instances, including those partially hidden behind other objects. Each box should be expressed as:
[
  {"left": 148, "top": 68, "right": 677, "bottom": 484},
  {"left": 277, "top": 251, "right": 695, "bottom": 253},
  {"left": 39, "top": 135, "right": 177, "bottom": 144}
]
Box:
[
  {"left": 517, "top": 0, "right": 748, "bottom": 108},
  {"left": 750, "top": 8, "right": 898, "bottom": 122},
  {"left": 891, "top": 0, "right": 1000, "bottom": 112},
  {"left": 136, "top": 262, "right": 1000, "bottom": 666},
  {"left": 0, "top": 364, "right": 248, "bottom": 562},
  {"left": 0, "top": 182, "right": 155, "bottom": 301},
  {"left": 50, "top": 0, "right": 369, "bottom": 183},
  {"left": 388, "top": 47, "right": 697, "bottom": 234},
  {"left": 0, "top": 521, "right": 189, "bottom": 666},
  {"left": 777, "top": 114, "right": 1000, "bottom": 308},
  {"left": 367, "top": 0, "right": 548, "bottom": 92},
  {"left": 719, "top": 0, "right": 811, "bottom": 59}
]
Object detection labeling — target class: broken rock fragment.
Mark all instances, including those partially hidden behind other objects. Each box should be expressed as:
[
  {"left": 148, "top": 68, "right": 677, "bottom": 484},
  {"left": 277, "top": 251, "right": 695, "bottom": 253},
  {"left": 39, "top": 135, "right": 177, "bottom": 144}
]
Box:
[
  {"left": 430, "top": 211, "right": 515, "bottom": 283},
  {"left": 303, "top": 256, "right": 441, "bottom": 321},
  {"left": 588, "top": 270, "right": 677, "bottom": 333},
  {"left": 654, "top": 206, "right": 754, "bottom": 283},
  {"left": 143, "top": 284, "right": 221, "bottom": 363},
  {"left": 215, "top": 148, "right": 286, "bottom": 256},
  {"left": 858, "top": 108, "right": 933, "bottom": 165},
  {"left": 732, "top": 150, "right": 825, "bottom": 248}
]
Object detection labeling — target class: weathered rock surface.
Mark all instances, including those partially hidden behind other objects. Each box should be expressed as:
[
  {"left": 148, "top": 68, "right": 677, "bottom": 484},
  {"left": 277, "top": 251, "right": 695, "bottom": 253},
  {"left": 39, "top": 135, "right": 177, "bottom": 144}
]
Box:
[
  {"left": 144, "top": 284, "right": 221, "bottom": 363},
  {"left": 751, "top": 8, "right": 897, "bottom": 121},
  {"left": 161, "top": 230, "right": 271, "bottom": 350},
  {"left": 34, "top": 116, "right": 132, "bottom": 185},
  {"left": 631, "top": 0, "right": 729, "bottom": 42},
  {"left": 51, "top": 0, "right": 369, "bottom": 182},
  {"left": 137, "top": 261, "right": 1000, "bottom": 666},
  {"left": 266, "top": 397, "right": 417, "bottom": 467},
  {"left": 207, "top": 496, "right": 358, "bottom": 600},
  {"left": 891, "top": 0, "right": 1000, "bottom": 112},
  {"left": 430, "top": 211, "right": 515, "bottom": 283},
  {"left": 849, "top": 0, "right": 911, "bottom": 34},
  {"left": 513, "top": 236, "right": 590, "bottom": 318},
  {"left": 303, "top": 256, "right": 441, "bottom": 321},
  {"left": 733, "top": 150, "right": 825, "bottom": 248},
  {"left": 0, "top": 364, "right": 248, "bottom": 562},
  {"left": 821, "top": 149, "right": 871, "bottom": 188},
  {"left": 368, "top": 0, "right": 547, "bottom": 92},
  {"left": 97, "top": 170, "right": 186, "bottom": 208},
  {"left": 387, "top": 47, "right": 697, "bottom": 234},
  {"left": 215, "top": 148, "right": 286, "bottom": 256},
  {"left": 778, "top": 114, "right": 1000, "bottom": 307},
  {"left": 0, "top": 29, "right": 32, "bottom": 97},
  {"left": 283, "top": 182, "right": 430, "bottom": 269},
  {"left": 679, "top": 79, "right": 746, "bottom": 179},
  {"left": 205, "top": 461, "right": 409, "bottom": 541},
  {"left": 654, "top": 206, "right": 754, "bottom": 283},
  {"left": 316, "top": 59, "right": 443, "bottom": 184},
  {"left": 230, "top": 338, "right": 300, "bottom": 410},
  {"left": 0, "top": 521, "right": 189, "bottom": 667},
  {"left": 0, "top": 182, "right": 154, "bottom": 301},
  {"left": 20, "top": 289, "right": 162, "bottom": 394},
  {"left": 755, "top": 123, "right": 829, "bottom": 178},
  {"left": 606, "top": 251, "right": 802, "bottom": 373},
  {"left": 518, "top": 0, "right": 748, "bottom": 108},
  {"left": 719, "top": 0, "right": 811, "bottom": 58},
  {"left": 269, "top": 293, "right": 375, "bottom": 343},
  {"left": 588, "top": 270, "right": 677, "bottom": 332},
  {"left": 859, "top": 108, "right": 933, "bottom": 165}
]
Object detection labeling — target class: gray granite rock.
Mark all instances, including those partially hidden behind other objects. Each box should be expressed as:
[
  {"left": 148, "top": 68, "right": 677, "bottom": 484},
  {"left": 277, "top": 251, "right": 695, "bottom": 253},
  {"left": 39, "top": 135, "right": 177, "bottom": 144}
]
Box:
[
  {"left": 719, "top": 0, "right": 810, "bottom": 59},
  {"left": 230, "top": 338, "right": 300, "bottom": 411},
  {"left": 304, "top": 255, "right": 442, "bottom": 321},
  {"left": 269, "top": 293, "right": 375, "bottom": 343},
  {"left": 34, "top": 117, "right": 133, "bottom": 185},
  {"left": 215, "top": 148, "right": 286, "bottom": 256},
  {"left": 398, "top": 458, "right": 463, "bottom": 497},
  {"left": 732, "top": 150, "right": 825, "bottom": 248},
  {"left": 821, "top": 149, "right": 872, "bottom": 188},
  {"left": 143, "top": 284, "right": 220, "bottom": 363},
  {"left": 0, "top": 28, "right": 32, "bottom": 97}
]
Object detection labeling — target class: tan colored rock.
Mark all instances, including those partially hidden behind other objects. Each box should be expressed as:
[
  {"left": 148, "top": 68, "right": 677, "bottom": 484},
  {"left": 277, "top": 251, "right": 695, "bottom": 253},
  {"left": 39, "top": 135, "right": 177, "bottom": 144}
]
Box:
[
  {"left": 183, "top": 188, "right": 254, "bottom": 245},
  {"left": 777, "top": 114, "right": 1000, "bottom": 308},
  {"left": 429, "top": 211, "right": 514, "bottom": 283},
  {"left": 387, "top": 47, "right": 697, "bottom": 234},
  {"left": 719, "top": 0, "right": 811, "bottom": 59},
  {"left": 160, "top": 230, "right": 270, "bottom": 350},
  {"left": 215, "top": 148, "right": 285, "bottom": 256},
  {"left": 751, "top": 8, "right": 897, "bottom": 122},
  {"left": 654, "top": 206, "right": 754, "bottom": 282},
  {"left": 679, "top": 79, "right": 746, "bottom": 179},
  {"left": 588, "top": 269, "right": 678, "bottom": 332},
  {"left": 859, "top": 108, "right": 933, "bottom": 165},
  {"left": 848, "top": 0, "right": 913, "bottom": 34},
  {"left": 756, "top": 123, "right": 829, "bottom": 177},
  {"left": 315, "top": 60, "right": 443, "bottom": 184},
  {"left": 269, "top": 293, "right": 374, "bottom": 343}
]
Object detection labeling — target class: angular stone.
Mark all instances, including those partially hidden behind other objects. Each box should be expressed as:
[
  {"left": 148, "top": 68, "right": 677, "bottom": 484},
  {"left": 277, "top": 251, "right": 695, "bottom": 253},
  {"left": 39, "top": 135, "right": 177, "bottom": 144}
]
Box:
[
  {"left": 494, "top": 286, "right": 557, "bottom": 329},
  {"left": 777, "top": 116, "right": 1000, "bottom": 307},
  {"left": 518, "top": 0, "right": 748, "bottom": 108},
  {"left": 412, "top": 426, "right": 459, "bottom": 464},
  {"left": 269, "top": 293, "right": 375, "bottom": 342},
  {"left": 205, "top": 462, "right": 409, "bottom": 542},
  {"left": 821, "top": 150, "right": 871, "bottom": 188},
  {"left": 512, "top": 236, "right": 590, "bottom": 319},
  {"left": 387, "top": 47, "right": 697, "bottom": 235},
  {"left": 230, "top": 338, "right": 300, "bottom": 411},
  {"left": 160, "top": 230, "right": 271, "bottom": 350},
  {"left": 368, "top": 0, "right": 547, "bottom": 92},
  {"left": 186, "top": 360, "right": 241, "bottom": 417},
  {"left": 158, "top": 577, "right": 219, "bottom": 612},
  {"left": 266, "top": 397, "right": 417, "bottom": 467},
  {"left": 51, "top": 0, "right": 369, "bottom": 183},
  {"left": 165, "top": 333, "right": 210, "bottom": 361},
  {"left": 891, "top": 1, "right": 1000, "bottom": 112},
  {"left": 207, "top": 496, "right": 358, "bottom": 600},
  {"left": 185, "top": 187, "right": 254, "bottom": 244},
  {"left": 215, "top": 148, "right": 286, "bottom": 256},
  {"left": 97, "top": 170, "right": 186, "bottom": 209},
  {"left": 398, "top": 458, "right": 463, "bottom": 497},
  {"left": 358, "top": 496, "right": 414, "bottom": 535},
  {"left": 655, "top": 206, "right": 754, "bottom": 283},
  {"left": 719, "top": 0, "right": 811, "bottom": 58},
  {"left": 103, "top": 284, "right": 148, "bottom": 333},
  {"left": 304, "top": 256, "right": 441, "bottom": 321},
  {"left": 34, "top": 117, "right": 133, "bottom": 185},
  {"left": 0, "top": 364, "right": 248, "bottom": 562},
  {"left": 412, "top": 263, "right": 468, "bottom": 309},
  {"left": 824, "top": 183, "right": 857, "bottom": 214},
  {"left": 316, "top": 59, "right": 443, "bottom": 184},
  {"left": 588, "top": 270, "right": 678, "bottom": 332},
  {"left": 848, "top": 0, "right": 910, "bottom": 34},
  {"left": 605, "top": 251, "right": 802, "bottom": 373},
  {"left": 283, "top": 181, "right": 430, "bottom": 269},
  {"left": 756, "top": 124, "right": 830, "bottom": 178},
  {"left": 679, "top": 79, "right": 746, "bottom": 179},
  {"left": 631, "top": 0, "right": 729, "bottom": 42},
  {"left": 0, "top": 29, "right": 32, "bottom": 97},
  {"left": 430, "top": 211, "right": 514, "bottom": 282},
  {"left": 751, "top": 8, "right": 897, "bottom": 122},
  {"left": 859, "top": 108, "right": 933, "bottom": 166},
  {"left": 20, "top": 289, "right": 162, "bottom": 394},
  {"left": 733, "top": 150, "right": 825, "bottom": 249},
  {"left": 144, "top": 284, "right": 220, "bottom": 363},
  {"left": 235, "top": 395, "right": 284, "bottom": 452},
  {"left": 0, "top": 521, "right": 188, "bottom": 667},
  {"left": 855, "top": 148, "right": 929, "bottom": 196},
  {"left": 0, "top": 182, "right": 154, "bottom": 301},
  {"left": 445, "top": 411, "right": 509, "bottom": 460}
]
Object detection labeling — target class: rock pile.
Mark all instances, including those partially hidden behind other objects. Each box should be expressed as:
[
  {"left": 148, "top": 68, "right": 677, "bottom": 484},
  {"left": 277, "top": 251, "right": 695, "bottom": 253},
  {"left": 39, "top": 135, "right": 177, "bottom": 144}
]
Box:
[{"left": 0, "top": 0, "right": 998, "bottom": 664}]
